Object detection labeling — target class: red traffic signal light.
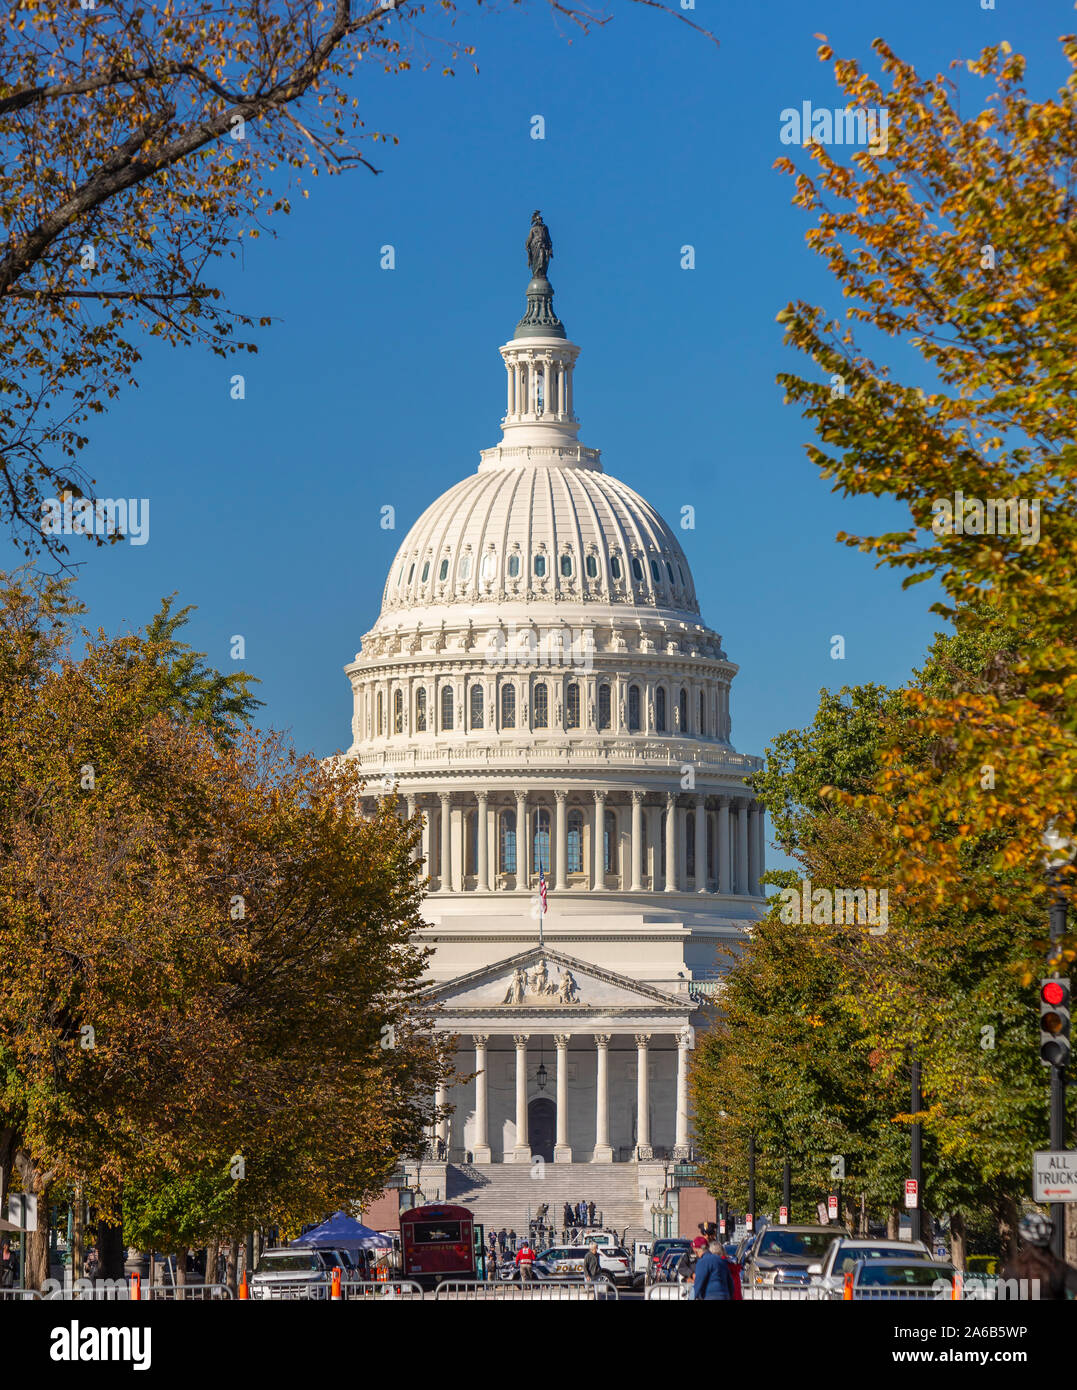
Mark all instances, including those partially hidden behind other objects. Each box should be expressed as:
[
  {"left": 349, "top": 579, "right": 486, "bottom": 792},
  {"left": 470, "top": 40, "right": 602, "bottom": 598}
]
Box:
[
  {"left": 1040, "top": 977, "right": 1071, "bottom": 1068},
  {"left": 1042, "top": 981, "right": 1065, "bottom": 1007}
]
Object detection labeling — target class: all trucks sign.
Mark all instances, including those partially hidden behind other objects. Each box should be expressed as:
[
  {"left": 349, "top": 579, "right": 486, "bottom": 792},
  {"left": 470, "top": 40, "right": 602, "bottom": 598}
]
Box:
[{"left": 1032, "top": 1150, "right": 1077, "bottom": 1202}]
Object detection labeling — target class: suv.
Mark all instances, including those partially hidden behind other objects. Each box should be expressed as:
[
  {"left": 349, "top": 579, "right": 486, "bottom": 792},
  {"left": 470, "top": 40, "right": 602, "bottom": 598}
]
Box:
[
  {"left": 743, "top": 1225, "right": 848, "bottom": 1289},
  {"left": 814, "top": 1239, "right": 931, "bottom": 1298},
  {"left": 647, "top": 1238, "right": 692, "bottom": 1284},
  {"left": 248, "top": 1247, "right": 353, "bottom": 1300}
]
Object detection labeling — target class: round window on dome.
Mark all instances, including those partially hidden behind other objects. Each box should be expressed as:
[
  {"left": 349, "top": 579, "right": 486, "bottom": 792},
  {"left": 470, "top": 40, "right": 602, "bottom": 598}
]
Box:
[
  {"left": 438, "top": 558, "right": 449, "bottom": 582},
  {"left": 421, "top": 561, "right": 430, "bottom": 583},
  {"left": 631, "top": 557, "right": 644, "bottom": 582},
  {"left": 459, "top": 555, "right": 472, "bottom": 581},
  {"left": 508, "top": 554, "right": 521, "bottom": 578},
  {"left": 534, "top": 554, "right": 547, "bottom": 578},
  {"left": 481, "top": 552, "right": 497, "bottom": 581},
  {"left": 585, "top": 554, "right": 598, "bottom": 579},
  {"left": 610, "top": 555, "right": 622, "bottom": 580},
  {"left": 650, "top": 559, "right": 661, "bottom": 584},
  {"left": 560, "top": 554, "right": 573, "bottom": 578}
]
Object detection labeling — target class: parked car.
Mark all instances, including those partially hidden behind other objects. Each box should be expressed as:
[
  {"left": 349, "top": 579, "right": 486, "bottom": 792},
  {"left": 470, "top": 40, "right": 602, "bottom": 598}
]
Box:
[
  {"left": 743, "top": 1225, "right": 848, "bottom": 1288},
  {"left": 844, "top": 1258, "right": 959, "bottom": 1300},
  {"left": 647, "top": 1237, "right": 692, "bottom": 1284},
  {"left": 631, "top": 1240, "right": 652, "bottom": 1288},
  {"left": 813, "top": 1239, "right": 931, "bottom": 1298},
  {"left": 534, "top": 1244, "right": 624, "bottom": 1287},
  {"left": 248, "top": 1248, "right": 353, "bottom": 1300}
]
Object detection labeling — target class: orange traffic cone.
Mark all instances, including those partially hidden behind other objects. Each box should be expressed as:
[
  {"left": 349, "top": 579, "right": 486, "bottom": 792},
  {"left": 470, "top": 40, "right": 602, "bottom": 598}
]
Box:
[
  {"left": 842, "top": 1271, "right": 853, "bottom": 1301},
  {"left": 239, "top": 1274, "right": 249, "bottom": 1300},
  {"left": 130, "top": 1272, "right": 141, "bottom": 1302}
]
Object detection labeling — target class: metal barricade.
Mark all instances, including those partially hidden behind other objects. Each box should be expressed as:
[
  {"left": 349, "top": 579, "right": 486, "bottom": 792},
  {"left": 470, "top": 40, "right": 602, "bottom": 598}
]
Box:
[
  {"left": 340, "top": 1279, "right": 424, "bottom": 1301},
  {"left": 743, "top": 1286, "right": 827, "bottom": 1300},
  {"left": 435, "top": 1279, "right": 617, "bottom": 1301},
  {"left": 246, "top": 1280, "right": 331, "bottom": 1301},
  {"left": 646, "top": 1282, "right": 691, "bottom": 1300},
  {"left": 0, "top": 1288, "right": 42, "bottom": 1301},
  {"left": 147, "top": 1283, "right": 234, "bottom": 1300}
]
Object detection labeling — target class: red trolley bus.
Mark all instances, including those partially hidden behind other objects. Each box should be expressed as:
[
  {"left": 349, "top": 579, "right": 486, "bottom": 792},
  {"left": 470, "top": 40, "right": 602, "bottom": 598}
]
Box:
[{"left": 400, "top": 1204, "right": 476, "bottom": 1288}]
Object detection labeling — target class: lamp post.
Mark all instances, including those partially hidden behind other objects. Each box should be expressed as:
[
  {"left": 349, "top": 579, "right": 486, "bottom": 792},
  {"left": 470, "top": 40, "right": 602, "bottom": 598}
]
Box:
[{"left": 1042, "top": 824, "right": 1075, "bottom": 1261}]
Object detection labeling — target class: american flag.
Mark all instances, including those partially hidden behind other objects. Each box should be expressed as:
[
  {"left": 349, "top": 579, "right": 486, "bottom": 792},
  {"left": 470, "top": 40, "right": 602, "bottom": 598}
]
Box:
[{"left": 538, "top": 868, "right": 548, "bottom": 914}]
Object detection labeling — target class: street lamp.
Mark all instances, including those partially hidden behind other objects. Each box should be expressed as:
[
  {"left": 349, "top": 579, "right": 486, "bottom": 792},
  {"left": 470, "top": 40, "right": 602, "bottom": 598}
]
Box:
[{"left": 535, "top": 1040, "right": 548, "bottom": 1091}]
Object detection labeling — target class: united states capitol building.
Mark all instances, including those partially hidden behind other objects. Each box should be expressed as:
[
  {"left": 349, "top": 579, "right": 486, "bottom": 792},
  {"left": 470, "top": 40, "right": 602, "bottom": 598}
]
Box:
[{"left": 348, "top": 216, "right": 766, "bottom": 1228}]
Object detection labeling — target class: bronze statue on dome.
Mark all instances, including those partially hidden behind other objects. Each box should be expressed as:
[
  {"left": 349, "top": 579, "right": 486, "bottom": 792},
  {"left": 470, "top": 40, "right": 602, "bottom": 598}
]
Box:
[{"left": 526, "top": 211, "right": 553, "bottom": 278}]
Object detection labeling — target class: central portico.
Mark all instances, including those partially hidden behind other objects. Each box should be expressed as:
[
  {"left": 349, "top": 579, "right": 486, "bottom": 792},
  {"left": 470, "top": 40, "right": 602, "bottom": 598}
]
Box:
[{"left": 424, "top": 947, "right": 694, "bottom": 1165}]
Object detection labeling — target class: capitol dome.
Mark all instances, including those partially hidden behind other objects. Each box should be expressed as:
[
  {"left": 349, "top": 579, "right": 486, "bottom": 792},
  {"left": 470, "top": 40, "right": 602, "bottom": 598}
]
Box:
[{"left": 346, "top": 216, "right": 765, "bottom": 1183}]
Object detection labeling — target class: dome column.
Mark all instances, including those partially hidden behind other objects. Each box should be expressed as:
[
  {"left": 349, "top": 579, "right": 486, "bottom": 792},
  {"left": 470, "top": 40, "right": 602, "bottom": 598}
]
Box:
[
  {"left": 515, "top": 790, "right": 530, "bottom": 889},
  {"left": 592, "top": 790, "right": 606, "bottom": 891},
  {"left": 736, "top": 799, "right": 750, "bottom": 896},
  {"left": 717, "top": 796, "right": 732, "bottom": 894},
  {"left": 630, "top": 791, "right": 644, "bottom": 892},
  {"left": 695, "top": 793, "right": 708, "bottom": 894},
  {"left": 439, "top": 792, "right": 452, "bottom": 892},
  {"left": 554, "top": 790, "right": 568, "bottom": 892},
  {"left": 664, "top": 792, "right": 678, "bottom": 893},
  {"left": 476, "top": 791, "right": 491, "bottom": 892}
]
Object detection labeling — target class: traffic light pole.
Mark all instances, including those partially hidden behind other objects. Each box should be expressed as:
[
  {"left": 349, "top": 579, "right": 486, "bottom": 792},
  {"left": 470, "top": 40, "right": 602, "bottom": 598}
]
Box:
[
  {"left": 1048, "top": 889, "right": 1068, "bottom": 1260},
  {"left": 782, "top": 1159, "right": 791, "bottom": 1220},
  {"left": 910, "top": 1058, "right": 923, "bottom": 1246},
  {"left": 747, "top": 1134, "right": 756, "bottom": 1232}
]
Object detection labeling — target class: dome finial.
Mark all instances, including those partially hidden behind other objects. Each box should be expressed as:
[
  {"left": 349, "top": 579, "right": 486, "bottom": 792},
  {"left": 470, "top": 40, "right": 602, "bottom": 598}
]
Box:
[{"left": 516, "top": 210, "right": 565, "bottom": 339}]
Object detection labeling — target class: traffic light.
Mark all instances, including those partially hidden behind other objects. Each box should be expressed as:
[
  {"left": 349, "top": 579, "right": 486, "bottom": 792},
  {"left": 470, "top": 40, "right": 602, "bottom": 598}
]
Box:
[{"left": 1039, "top": 977, "right": 1071, "bottom": 1068}]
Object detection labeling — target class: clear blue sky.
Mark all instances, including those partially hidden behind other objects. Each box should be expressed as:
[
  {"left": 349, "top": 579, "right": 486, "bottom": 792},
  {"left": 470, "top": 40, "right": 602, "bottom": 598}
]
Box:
[{"left": 31, "top": 1, "right": 1075, "bottom": 795}]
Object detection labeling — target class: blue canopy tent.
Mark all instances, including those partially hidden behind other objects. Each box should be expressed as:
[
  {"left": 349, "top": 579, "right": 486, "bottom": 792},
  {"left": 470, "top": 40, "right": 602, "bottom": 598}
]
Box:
[{"left": 290, "top": 1212, "right": 392, "bottom": 1251}]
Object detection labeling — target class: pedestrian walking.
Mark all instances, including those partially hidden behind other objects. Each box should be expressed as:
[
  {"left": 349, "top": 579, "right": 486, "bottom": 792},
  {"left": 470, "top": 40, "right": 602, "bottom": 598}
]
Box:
[
  {"left": 691, "top": 1240, "right": 735, "bottom": 1300},
  {"left": 497, "top": 1227, "right": 507, "bottom": 1256},
  {"left": 1001, "top": 1213, "right": 1077, "bottom": 1300},
  {"left": 587, "top": 1200, "right": 596, "bottom": 1227},
  {"left": 0, "top": 1240, "right": 16, "bottom": 1288},
  {"left": 583, "top": 1241, "right": 602, "bottom": 1289},
  {"left": 691, "top": 1223, "right": 709, "bottom": 1254},
  {"left": 85, "top": 1245, "right": 101, "bottom": 1281},
  {"left": 515, "top": 1239, "right": 536, "bottom": 1282}
]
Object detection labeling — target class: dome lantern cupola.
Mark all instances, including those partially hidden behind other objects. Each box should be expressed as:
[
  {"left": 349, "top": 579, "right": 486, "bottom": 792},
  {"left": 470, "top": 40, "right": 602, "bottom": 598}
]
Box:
[{"left": 497, "top": 212, "right": 582, "bottom": 452}]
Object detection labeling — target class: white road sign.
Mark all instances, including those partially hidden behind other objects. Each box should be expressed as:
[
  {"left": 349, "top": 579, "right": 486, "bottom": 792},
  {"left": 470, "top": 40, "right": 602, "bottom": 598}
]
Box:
[
  {"left": 8, "top": 1194, "right": 38, "bottom": 1231},
  {"left": 1032, "top": 1150, "right": 1077, "bottom": 1202}
]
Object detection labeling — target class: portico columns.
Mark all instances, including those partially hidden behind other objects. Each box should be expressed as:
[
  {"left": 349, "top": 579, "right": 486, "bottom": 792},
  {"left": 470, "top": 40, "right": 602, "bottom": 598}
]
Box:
[
  {"left": 717, "top": 796, "right": 731, "bottom": 894},
  {"left": 630, "top": 791, "right": 644, "bottom": 892},
  {"left": 435, "top": 1079, "right": 449, "bottom": 1153},
  {"left": 593, "top": 790, "right": 606, "bottom": 891},
  {"left": 554, "top": 1034, "right": 572, "bottom": 1163},
  {"left": 592, "top": 1034, "right": 613, "bottom": 1162},
  {"left": 554, "top": 790, "right": 568, "bottom": 892},
  {"left": 476, "top": 791, "right": 490, "bottom": 892},
  {"left": 695, "top": 793, "right": 707, "bottom": 893},
  {"left": 635, "top": 1033, "right": 653, "bottom": 1160},
  {"left": 736, "top": 800, "right": 750, "bottom": 897},
  {"left": 512, "top": 1034, "right": 531, "bottom": 1161},
  {"left": 664, "top": 793, "right": 678, "bottom": 893},
  {"left": 515, "top": 790, "right": 530, "bottom": 888},
  {"left": 438, "top": 792, "right": 451, "bottom": 891},
  {"left": 473, "top": 1035, "right": 491, "bottom": 1163},
  {"left": 674, "top": 1030, "right": 692, "bottom": 1159}
]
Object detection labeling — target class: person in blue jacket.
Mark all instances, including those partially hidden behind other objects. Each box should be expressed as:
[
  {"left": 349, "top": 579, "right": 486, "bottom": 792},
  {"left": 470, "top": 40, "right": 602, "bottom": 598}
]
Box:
[{"left": 692, "top": 1241, "right": 734, "bottom": 1300}]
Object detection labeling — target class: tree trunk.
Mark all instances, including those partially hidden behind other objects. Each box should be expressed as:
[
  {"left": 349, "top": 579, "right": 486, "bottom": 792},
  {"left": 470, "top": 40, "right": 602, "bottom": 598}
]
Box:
[
  {"left": 886, "top": 1203, "right": 900, "bottom": 1239},
  {"left": 96, "top": 1220, "right": 125, "bottom": 1280},
  {"left": 176, "top": 1249, "right": 187, "bottom": 1292},
  {"left": 225, "top": 1238, "right": 238, "bottom": 1296},
  {"left": 205, "top": 1238, "right": 219, "bottom": 1288},
  {"left": 1066, "top": 1205, "right": 1077, "bottom": 1267},
  {"left": 858, "top": 1193, "right": 867, "bottom": 1238},
  {"left": 71, "top": 1185, "right": 83, "bottom": 1282},
  {"left": 12, "top": 1151, "right": 52, "bottom": 1289},
  {"left": 949, "top": 1211, "right": 967, "bottom": 1271},
  {"left": 995, "top": 1194, "right": 1019, "bottom": 1262}
]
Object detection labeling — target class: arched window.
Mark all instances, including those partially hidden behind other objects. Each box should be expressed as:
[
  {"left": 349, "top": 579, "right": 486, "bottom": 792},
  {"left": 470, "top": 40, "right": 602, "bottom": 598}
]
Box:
[
  {"left": 441, "top": 685, "right": 454, "bottom": 731},
  {"left": 560, "top": 553, "right": 573, "bottom": 578},
  {"left": 465, "top": 810, "right": 478, "bottom": 877},
  {"left": 534, "top": 554, "right": 547, "bottom": 578},
  {"left": 393, "top": 688, "right": 403, "bottom": 734},
  {"left": 610, "top": 555, "right": 622, "bottom": 580},
  {"left": 421, "top": 560, "right": 430, "bottom": 583},
  {"left": 698, "top": 689, "right": 706, "bottom": 736},
  {"left": 508, "top": 553, "right": 521, "bottom": 578},
  {"left": 686, "top": 810, "right": 696, "bottom": 880},
  {"left": 603, "top": 809, "right": 617, "bottom": 876},
  {"left": 631, "top": 557, "right": 644, "bottom": 582},
  {"left": 415, "top": 687, "right": 427, "bottom": 731},
  {"left": 438, "top": 557, "right": 449, "bottom": 581},
  {"left": 407, "top": 563, "right": 415, "bottom": 584},
  {"left": 650, "top": 558, "right": 661, "bottom": 585},
  {"left": 585, "top": 554, "right": 598, "bottom": 579},
  {"left": 533, "top": 807, "right": 551, "bottom": 874},
  {"left": 666, "top": 561, "right": 675, "bottom": 585},
  {"left": 481, "top": 551, "right": 497, "bottom": 581},
  {"left": 470, "top": 684, "right": 484, "bottom": 730},
  {"left": 500, "top": 810, "right": 517, "bottom": 874},
  {"left": 459, "top": 554, "right": 472, "bottom": 582},
  {"left": 376, "top": 690, "right": 384, "bottom": 735},
  {"left": 679, "top": 687, "right": 689, "bottom": 733},
  {"left": 565, "top": 682, "right": 580, "bottom": 730},
  {"left": 501, "top": 683, "right": 516, "bottom": 729},
  {"left": 628, "top": 685, "right": 641, "bottom": 732},
  {"left": 655, "top": 686, "right": 667, "bottom": 732},
  {"left": 598, "top": 684, "right": 612, "bottom": 731},
  {"left": 567, "top": 810, "right": 584, "bottom": 873},
  {"left": 533, "top": 682, "right": 549, "bottom": 729}
]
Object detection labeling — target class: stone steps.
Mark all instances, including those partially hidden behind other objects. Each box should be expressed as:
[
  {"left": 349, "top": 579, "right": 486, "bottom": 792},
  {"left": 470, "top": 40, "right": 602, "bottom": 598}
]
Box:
[{"left": 443, "top": 1162, "right": 650, "bottom": 1239}]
